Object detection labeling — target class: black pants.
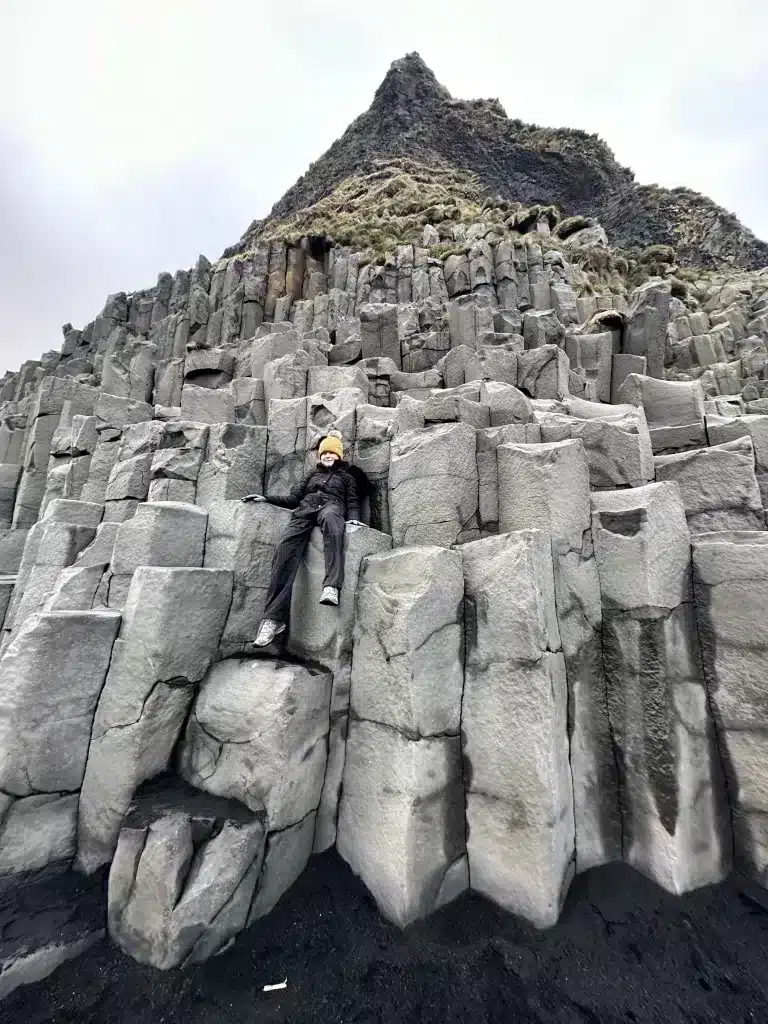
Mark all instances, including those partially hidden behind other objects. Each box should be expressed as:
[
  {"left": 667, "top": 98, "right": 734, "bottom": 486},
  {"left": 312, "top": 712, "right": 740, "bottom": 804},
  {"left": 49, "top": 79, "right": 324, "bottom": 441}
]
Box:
[{"left": 262, "top": 498, "right": 346, "bottom": 623}]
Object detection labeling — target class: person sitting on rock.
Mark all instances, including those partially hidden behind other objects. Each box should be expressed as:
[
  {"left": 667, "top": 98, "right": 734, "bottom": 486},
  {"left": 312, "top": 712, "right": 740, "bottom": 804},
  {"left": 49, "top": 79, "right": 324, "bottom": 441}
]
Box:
[{"left": 243, "top": 430, "right": 366, "bottom": 648}]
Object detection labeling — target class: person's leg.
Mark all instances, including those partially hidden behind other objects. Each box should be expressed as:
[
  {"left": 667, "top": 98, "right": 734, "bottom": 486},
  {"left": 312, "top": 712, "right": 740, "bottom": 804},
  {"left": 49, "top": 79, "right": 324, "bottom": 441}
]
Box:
[
  {"left": 318, "top": 503, "right": 346, "bottom": 590},
  {"left": 261, "top": 505, "right": 316, "bottom": 623}
]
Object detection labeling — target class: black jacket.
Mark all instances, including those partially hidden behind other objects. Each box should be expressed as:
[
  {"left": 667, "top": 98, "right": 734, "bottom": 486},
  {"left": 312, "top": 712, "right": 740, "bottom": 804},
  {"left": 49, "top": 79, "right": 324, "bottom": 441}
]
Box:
[{"left": 285, "top": 461, "right": 362, "bottom": 520}]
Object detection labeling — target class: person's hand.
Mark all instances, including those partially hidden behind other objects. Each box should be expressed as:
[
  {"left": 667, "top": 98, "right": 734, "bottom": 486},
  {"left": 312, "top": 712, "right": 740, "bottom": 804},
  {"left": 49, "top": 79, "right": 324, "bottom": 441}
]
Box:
[
  {"left": 241, "top": 494, "right": 267, "bottom": 503},
  {"left": 346, "top": 519, "right": 365, "bottom": 527}
]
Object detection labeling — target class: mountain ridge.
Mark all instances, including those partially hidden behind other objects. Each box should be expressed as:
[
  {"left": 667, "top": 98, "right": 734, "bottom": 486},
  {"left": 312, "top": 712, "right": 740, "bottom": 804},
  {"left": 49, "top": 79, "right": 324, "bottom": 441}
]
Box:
[{"left": 228, "top": 53, "right": 768, "bottom": 270}]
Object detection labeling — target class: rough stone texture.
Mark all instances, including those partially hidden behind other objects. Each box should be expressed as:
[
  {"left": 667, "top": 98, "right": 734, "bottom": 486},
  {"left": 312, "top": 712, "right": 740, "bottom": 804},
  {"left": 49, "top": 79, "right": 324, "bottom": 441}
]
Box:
[
  {"left": 617, "top": 374, "right": 706, "bottom": 453},
  {"left": 516, "top": 345, "right": 571, "bottom": 401},
  {"left": 108, "top": 779, "right": 265, "bottom": 969},
  {"left": 496, "top": 438, "right": 620, "bottom": 873},
  {"left": 389, "top": 423, "right": 479, "bottom": 547},
  {"left": 654, "top": 436, "right": 765, "bottom": 534},
  {"left": 203, "top": 500, "right": 291, "bottom": 653},
  {"left": 0, "top": 610, "right": 121, "bottom": 875},
  {"left": 195, "top": 424, "right": 266, "bottom": 510},
  {"left": 287, "top": 524, "right": 392, "bottom": 851},
  {"left": 693, "top": 532, "right": 768, "bottom": 884},
  {"left": 461, "top": 530, "right": 574, "bottom": 928},
  {"left": 622, "top": 280, "right": 671, "bottom": 379},
  {"left": 591, "top": 483, "right": 731, "bottom": 893},
  {"left": 535, "top": 402, "right": 654, "bottom": 490},
  {"left": 350, "top": 546, "right": 464, "bottom": 736},
  {"left": 179, "top": 657, "right": 331, "bottom": 831},
  {"left": 111, "top": 502, "right": 208, "bottom": 575},
  {"left": 353, "top": 404, "right": 396, "bottom": 533},
  {"left": 76, "top": 567, "right": 231, "bottom": 873},
  {"left": 337, "top": 719, "right": 466, "bottom": 927},
  {"left": 264, "top": 396, "right": 308, "bottom": 504}
]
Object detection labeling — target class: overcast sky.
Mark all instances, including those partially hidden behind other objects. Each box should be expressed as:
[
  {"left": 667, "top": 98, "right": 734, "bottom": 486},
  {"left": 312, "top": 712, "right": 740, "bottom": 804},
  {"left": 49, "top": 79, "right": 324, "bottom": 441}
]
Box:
[{"left": 1, "top": 0, "right": 767, "bottom": 372}]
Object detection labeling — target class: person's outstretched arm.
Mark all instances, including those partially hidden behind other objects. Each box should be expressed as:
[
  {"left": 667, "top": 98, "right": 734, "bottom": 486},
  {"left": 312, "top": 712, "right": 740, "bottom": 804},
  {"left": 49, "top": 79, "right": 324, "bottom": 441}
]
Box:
[{"left": 242, "top": 474, "right": 309, "bottom": 509}]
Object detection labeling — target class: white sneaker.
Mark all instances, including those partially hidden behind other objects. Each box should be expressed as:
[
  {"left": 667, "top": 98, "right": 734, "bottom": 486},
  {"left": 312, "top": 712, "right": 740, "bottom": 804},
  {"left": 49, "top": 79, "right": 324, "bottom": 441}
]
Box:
[
  {"left": 319, "top": 586, "right": 339, "bottom": 606},
  {"left": 253, "top": 619, "right": 286, "bottom": 647}
]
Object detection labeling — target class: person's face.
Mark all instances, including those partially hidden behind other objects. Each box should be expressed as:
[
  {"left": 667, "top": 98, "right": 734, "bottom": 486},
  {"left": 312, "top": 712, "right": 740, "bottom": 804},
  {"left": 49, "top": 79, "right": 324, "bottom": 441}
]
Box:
[{"left": 320, "top": 451, "right": 339, "bottom": 468}]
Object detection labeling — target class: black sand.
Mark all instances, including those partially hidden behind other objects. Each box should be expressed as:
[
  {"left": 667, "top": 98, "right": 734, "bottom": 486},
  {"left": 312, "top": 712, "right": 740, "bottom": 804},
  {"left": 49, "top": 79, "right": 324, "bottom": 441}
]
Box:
[{"left": 3, "top": 852, "right": 768, "bottom": 1024}]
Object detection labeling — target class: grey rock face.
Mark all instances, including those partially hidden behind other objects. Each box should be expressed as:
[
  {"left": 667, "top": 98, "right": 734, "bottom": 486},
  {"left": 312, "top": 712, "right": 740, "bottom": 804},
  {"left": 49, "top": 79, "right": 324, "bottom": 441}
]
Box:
[
  {"left": 592, "top": 483, "right": 731, "bottom": 893},
  {"left": 622, "top": 280, "right": 671, "bottom": 380},
  {"left": 338, "top": 720, "right": 466, "bottom": 927},
  {"left": 618, "top": 373, "right": 706, "bottom": 453},
  {"left": 287, "top": 523, "right": 392, "bottom": 851},
  {"left": 496, "top": 438, "right": 620, "bottom": 872},
  {"left": 0, "top": 610, "right": 121, "bottom": 875},
  {"left": 76, "top": 566, "right": 232, "bottom": 873},
  {"left": 204, "top": 500, "right": 291, "bottom": 653},
  {"left": 693, "top": 532, "right": 768, "bottom": 884},
  {"left": 179, "top": 657, "right": 331, "bottom": 831},
  {"left": 461, "top": 530, "right": 574, "bottom": 928},
  {"left": 389, "top": 422, "right": 478, "bottom": 546},
  {"left": 108, "top": 779, "right": 265, "bottom": 970},
  {"left": 655, "top": 436, "right": 765, "bottom": 534},
  {"left": 351, "top": 546, "right": 464, "bottom": 736}
]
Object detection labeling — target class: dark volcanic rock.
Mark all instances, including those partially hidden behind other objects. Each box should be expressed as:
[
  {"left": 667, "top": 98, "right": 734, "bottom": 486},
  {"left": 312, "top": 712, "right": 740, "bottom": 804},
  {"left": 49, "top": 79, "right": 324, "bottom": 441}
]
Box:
[{"left": 233, "top": 53, "right": 768, "bottom": 270}]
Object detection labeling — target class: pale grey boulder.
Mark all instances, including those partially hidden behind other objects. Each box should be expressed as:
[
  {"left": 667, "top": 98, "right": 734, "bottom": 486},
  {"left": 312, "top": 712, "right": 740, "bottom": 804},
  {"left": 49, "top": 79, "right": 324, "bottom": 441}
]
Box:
[
  {"left": 337, "top": 719, "right": 466, "bottom": 927},
  {"left": 307, "top": 365, "right": 368, "bottom": 396},
  {"left": 350, "top": 546, "right": 464, "bottom": 736},
  {"left": 0, "top": 609, "right": 120, "bottom": 798},
  {"left": 108, "top": 778, "right": 265, "bottom": 969},
  {"left": 654, "top": 436, "right": 764, "bottom": 534},
  {"left": 4, "top": 521, "right": 97, "bottom": 640},
  {"left": 264, "top": 396, "right": 308, "bottom": 504},
  {"left": 180, "top": 383, "right": 236, "bottom": 425},
  {"left": 389, "top": 423, "right": 479, "bottom": 547},
  {"left": 565, "top": 332, "right": 613, "bottom": 402},
  {"left": 693, "top": 531, "right": 768, "bottom": 885},
  {"left": 423, "top": 393, "right": 490, "bottom": 429},
  {"left": 353, "top": 404, "right": 397, "bottom": 533},
  {"left": 248, "top": 810, "right": 317, "bottom": 922},
  {"left": 179, "top": 657, "right": 331, "bottom": 831},
  {"left": 617, "top": 373, "right": 706, "bottom": 453},
  {"left": 535, "top": 403, "right": 654, "bottom": 490},
  {"left": 496, "top": 438, "right": 620, "bottom": 872},
  {"left": 461, "top": 530, "right": 574, "bottom": 928},
  {"left": 76, "top": 566, "right": 231, "bottom": 873},
  {"left": 622, "top": 279, "right": 671, "bottom": 379},
  {"left": 522, "top": 309, "right": 565, "bottom": 349},
  {"left": 479, "top": 380, "right": 535, "bottom": 427},
  {"left": 359, "top": 304, "right": 400, "bottom": 366},
  {"left": 476, "top": 424, "right": 541, "bottom": 536},
  {"left": 44, "top": 563, "right": 108, "bottom": 611},
  {"left": 516, "top": 345, "right": 570, "bottom": 400},
  {"left": 590, "top": 482, "right": 692, "bottom": 612},
  {"left": 447, "top": 295, "right": 494, "bottom": 349},
  {"left": 592, "top": 484, "right": 731, "bottom": 893},
  {"left": 111, "top": 501, "right": 208, "bottom": 575},
  {"left": 195, "top": 424, "right": 267, "bottom": 510}
]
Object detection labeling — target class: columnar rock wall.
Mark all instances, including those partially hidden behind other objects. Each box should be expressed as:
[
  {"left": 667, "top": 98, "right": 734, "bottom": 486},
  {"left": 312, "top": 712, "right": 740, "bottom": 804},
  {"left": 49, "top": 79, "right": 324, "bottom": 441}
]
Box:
[{"left": 0, "top": 221, "right": 766, "bottom": 988}]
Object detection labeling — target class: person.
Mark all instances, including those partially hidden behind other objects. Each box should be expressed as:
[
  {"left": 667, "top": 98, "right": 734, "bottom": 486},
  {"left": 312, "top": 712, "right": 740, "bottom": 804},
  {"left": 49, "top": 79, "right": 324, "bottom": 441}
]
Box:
[{"left": 242, "top": 430, "right": 366, "bottom": 648}]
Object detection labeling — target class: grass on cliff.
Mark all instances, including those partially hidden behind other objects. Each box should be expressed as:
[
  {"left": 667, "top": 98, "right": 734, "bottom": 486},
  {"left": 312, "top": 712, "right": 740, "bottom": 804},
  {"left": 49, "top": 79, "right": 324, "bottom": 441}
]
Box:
[
  {"left": 259, "top": 159, "right": 486, "bottom": 262},
  {"left": 230, "top": 159, "right": 700, "bottom": 299}
]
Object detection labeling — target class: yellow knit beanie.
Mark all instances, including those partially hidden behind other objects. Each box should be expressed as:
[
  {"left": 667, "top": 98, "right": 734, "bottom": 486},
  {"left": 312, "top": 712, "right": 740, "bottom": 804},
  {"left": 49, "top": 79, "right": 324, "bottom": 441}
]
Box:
[{"left": 318, "top": 430, "right": 344, "bottom": 459}]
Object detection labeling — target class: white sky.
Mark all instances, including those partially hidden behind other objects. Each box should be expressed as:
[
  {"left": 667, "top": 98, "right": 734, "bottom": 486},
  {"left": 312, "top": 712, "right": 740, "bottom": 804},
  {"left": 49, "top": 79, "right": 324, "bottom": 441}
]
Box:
[{"left": 1, "top": 0, "right": 767, "bottom": 370}]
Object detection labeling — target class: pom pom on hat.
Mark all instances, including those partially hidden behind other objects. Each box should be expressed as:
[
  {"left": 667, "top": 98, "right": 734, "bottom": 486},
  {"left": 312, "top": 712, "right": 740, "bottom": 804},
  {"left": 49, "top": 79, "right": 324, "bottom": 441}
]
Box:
[{"left": 318, "top": 429, "right": 344, "bottom": 459}]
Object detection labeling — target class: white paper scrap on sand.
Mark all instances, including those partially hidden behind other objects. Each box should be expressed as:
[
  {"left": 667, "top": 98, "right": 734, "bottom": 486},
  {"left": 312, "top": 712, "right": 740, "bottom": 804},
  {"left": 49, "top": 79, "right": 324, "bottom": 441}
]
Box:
[{"left": 263, "top": 980, "right": 288, "bottom": 992}]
